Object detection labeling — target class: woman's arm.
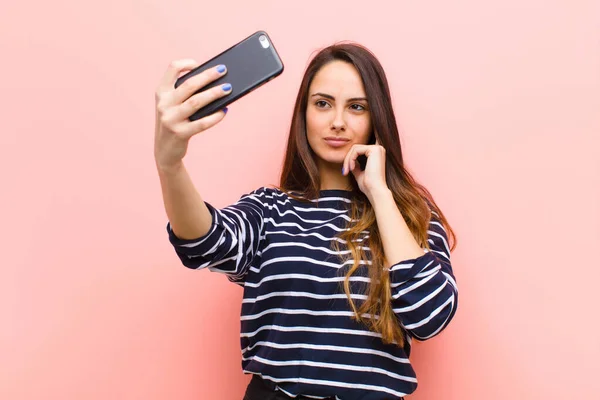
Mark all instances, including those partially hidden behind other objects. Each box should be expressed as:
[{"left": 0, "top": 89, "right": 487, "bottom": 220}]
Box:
[
  {"left": 157, "top": 161, "right": 212, "bottom": 240},
  {"left": 370, "top": 188, "right": 425, "bottom": 267},
  {"left": 371, "top": 188, "right": 458, "bottom": 340},
  {"left": 166, "top": 185, "right": 270, "bottom": 282}
]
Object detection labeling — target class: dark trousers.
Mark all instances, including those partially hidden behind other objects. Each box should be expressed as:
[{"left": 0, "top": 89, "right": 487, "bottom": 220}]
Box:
[{"left": 243, "top": 374, "right": 337, "bottom": 400}]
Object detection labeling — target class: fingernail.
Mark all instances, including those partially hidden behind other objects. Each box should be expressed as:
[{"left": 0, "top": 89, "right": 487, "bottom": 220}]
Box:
[
  {"left": 222, "top": 83, "right": 232, "bottom": 92},
  {"left": 342, "top": 166, "right": 346, "bottom": 175},
  {"left": 223, "top": 107, "right": 228, "bottom": 114},
  {"left": 216, "top": 64, "right": 226, "bottom": 73}
]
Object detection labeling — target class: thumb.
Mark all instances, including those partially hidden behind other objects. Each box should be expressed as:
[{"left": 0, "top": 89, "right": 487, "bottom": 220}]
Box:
[{"left": 159, "top": 59, "right": 200, "bottom": 91}]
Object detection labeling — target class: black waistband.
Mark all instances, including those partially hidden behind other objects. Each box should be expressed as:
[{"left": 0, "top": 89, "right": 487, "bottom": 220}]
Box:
[
  {"left": 251, "top": 374, "right": 277, "bottom": 391},
  {"left": 249, "top": 374, "right": 337, "bottom": 400}
]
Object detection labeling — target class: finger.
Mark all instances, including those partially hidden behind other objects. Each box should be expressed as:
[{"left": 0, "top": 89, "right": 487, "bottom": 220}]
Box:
[
  {"left": 342, "top": 147, "right": 353, "bottom": 176},
  {"left": 344, "top": 146, "right": 360, "bottom": 175},
  {"left": 178, "top": 108, "right": 228, "bottom": 140},
  {"left": 345, "top": 145, "right": 368, "bottom": 174},
  {"left": 157, "top": 59, "right": 200, "bottom": 93},
  {"left": 172, "top": 64, "right": 228, "bottom": 105},
  {"left": 177, "top": 82, "right": 233, "bottom": 120}
]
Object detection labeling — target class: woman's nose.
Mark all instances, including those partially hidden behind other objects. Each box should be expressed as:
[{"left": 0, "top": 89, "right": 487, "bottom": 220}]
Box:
[{"left": 331, "top": 110, "right": 346, "bottom": 130}]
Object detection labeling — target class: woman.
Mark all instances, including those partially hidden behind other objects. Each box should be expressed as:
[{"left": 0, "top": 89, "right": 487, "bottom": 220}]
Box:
[{"left": 154, "top": 43, "right": 458, "bottom": 400}]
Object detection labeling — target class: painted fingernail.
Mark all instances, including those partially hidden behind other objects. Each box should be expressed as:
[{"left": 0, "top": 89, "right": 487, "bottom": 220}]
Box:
[
  {"left": 342, "top": 166, "right": 346, "bottom": 175},
  {"left": 222, "top": 83, "right": 232, "bottom": 92},
  {"left": 223, "top": 107, "right": 228, "bottom": 114},
  {"left": 216, "top": 64, "right": 226, "bottom": 73}
]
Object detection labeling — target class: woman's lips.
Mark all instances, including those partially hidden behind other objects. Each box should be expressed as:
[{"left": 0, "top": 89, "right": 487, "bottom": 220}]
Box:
[{"left": 324, "top": 138, "right": 350, "bottom": 148}]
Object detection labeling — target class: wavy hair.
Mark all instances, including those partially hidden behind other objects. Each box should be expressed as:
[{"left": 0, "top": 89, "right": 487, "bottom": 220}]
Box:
[{"left": 275, "top": 43, "right": 456, "bottom": 347}]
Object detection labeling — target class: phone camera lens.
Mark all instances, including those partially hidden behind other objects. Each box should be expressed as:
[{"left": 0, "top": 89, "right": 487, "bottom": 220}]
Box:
[{"left": 259, "top": 35, "right": 270, "bottom": 49}]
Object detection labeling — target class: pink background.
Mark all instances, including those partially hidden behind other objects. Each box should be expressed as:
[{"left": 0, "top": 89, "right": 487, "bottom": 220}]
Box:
[{"left": 2, "top": 0, "right": 599, "bottom": 399}]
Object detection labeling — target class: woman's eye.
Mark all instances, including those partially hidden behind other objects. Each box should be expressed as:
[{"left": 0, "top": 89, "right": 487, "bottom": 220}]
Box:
[
  {"left": 315, "top": 100, "right": 330, "bottom": 108},
  {"left": 350, "top": 104, "right": 366, "bottom": 111}
]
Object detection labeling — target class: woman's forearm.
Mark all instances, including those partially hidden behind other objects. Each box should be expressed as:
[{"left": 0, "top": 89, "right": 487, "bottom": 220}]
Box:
[
  {"left": 370, "top": 188, "right": 425, "bottom": 266},
  {"left": 157, "top": 161, "right": 212, "bottom": 240}
]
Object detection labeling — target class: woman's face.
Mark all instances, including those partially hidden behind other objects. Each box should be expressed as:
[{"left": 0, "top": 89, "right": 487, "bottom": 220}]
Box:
[{"left": 305, "top": 61, "right": 372, "bottom": 169}]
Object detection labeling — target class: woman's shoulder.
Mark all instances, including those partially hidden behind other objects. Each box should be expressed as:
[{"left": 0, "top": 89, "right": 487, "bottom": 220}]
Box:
[
  {"left": 246, "top": 186, "right": 284, "bottom": 197},
  {"left": 239, "top": 186, "right": 290, "bottom": 204},
  {"left": 248, "top": 185, "right": 298, "bottom": 197},
  {"left": 245, "top": 186, "right": 316, "bottom": 207}
]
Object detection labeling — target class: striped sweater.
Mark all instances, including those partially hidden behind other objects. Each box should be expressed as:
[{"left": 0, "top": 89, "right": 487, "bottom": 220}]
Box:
[{"left": 167, "top": 187, "right": 458, "bottom": 399}]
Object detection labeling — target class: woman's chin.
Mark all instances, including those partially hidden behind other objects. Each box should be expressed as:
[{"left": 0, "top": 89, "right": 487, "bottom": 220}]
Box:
[
  {"left": 317, "top": 155, "right": 345, "bottom": 167},
  {"left": 314, "top": 149, "right": 347, "bottom": 162}
]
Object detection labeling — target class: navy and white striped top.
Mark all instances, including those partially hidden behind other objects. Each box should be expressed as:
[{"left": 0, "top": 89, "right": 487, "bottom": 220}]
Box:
[{"left": 167, "top": 187, "right": 458, "bottom": 400}]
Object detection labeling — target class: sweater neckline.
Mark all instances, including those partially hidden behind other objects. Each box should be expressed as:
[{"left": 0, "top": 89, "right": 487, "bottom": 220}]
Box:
[
  {"left": 317, "top": 189, "right": 355, "bottom": 199},
  {"left": 285, "top": 188, "right": 356, "bottom": 199}
]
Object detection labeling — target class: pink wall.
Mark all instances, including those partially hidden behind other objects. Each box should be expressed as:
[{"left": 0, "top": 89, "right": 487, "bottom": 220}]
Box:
[{"left": 2, "top": 0, "right": 599, "bottom": 399}]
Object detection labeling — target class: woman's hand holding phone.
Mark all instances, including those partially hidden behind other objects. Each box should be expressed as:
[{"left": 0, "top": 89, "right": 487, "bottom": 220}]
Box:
[{"left": 154, "top": 59, "right": 232, "bottom": 172}]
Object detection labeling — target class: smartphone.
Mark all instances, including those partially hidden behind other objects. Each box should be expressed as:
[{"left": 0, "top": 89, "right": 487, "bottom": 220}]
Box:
[{"left": 174, "top": 30, "right": 284, "bottom": 121}]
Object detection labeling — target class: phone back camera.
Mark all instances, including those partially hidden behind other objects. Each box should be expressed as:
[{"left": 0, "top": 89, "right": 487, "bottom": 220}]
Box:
[{"left": 259, "top": 35, "right": 270, "bottom": 49}]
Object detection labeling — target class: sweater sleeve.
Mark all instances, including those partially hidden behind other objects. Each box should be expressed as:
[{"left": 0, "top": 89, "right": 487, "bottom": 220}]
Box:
[
  {"left": 387, "top": 209, "right": 459, "bottom": 341},
  {"left": 166, "top": 186, "right": 271, "bottom": 284}
]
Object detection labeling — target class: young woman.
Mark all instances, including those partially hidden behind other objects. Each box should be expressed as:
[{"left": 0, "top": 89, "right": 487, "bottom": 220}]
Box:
[{"left": 154, "top": 43, "right": 459, "bottom": 400}]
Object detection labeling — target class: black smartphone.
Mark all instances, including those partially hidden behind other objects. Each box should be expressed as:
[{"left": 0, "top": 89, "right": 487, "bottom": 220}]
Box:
[{"left": 174, "top": 30, "right": 284, "bottom": 121}]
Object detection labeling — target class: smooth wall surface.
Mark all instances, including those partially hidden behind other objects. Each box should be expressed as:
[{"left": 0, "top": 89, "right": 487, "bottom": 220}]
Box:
[{"left": 1, "top": 0, "right": 599, "bottom": 399}]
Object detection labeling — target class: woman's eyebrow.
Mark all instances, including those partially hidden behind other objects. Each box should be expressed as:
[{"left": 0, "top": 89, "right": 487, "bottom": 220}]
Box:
[{"left": 310, "top": 92, "right": 368, "bottom": 102}]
